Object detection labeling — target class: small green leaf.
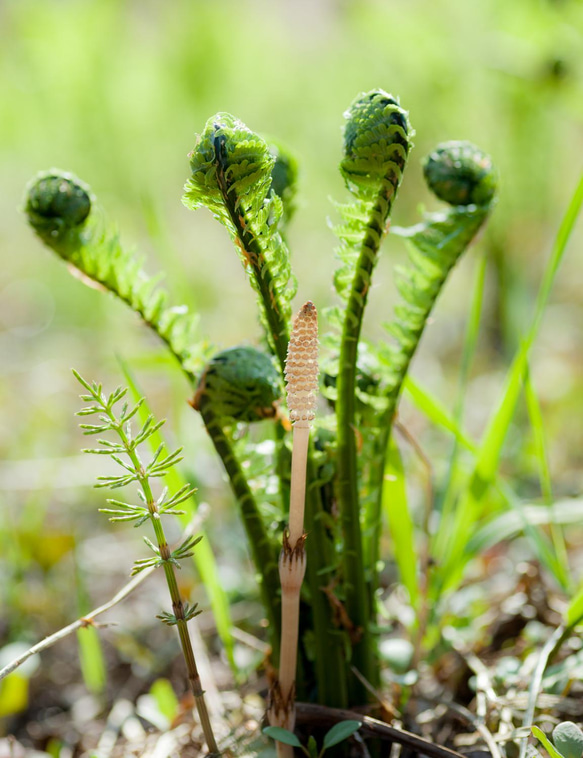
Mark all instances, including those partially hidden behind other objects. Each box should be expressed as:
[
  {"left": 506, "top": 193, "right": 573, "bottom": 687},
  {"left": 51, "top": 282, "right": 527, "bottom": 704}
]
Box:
[
  {"left": 552, "top": 722, "right": 583, "bottom": 758},
  {"left": 532, "top": 726, "right": 565, "bottom": 758},
  {"left": 263, "top": 726, "right": 302, "bottom": 748},
  {"left": 323, "top": 720, "right": 362, "bottom": 750},
  {"left": 307, "top": 735, "right": 318, "bottom": 758}
]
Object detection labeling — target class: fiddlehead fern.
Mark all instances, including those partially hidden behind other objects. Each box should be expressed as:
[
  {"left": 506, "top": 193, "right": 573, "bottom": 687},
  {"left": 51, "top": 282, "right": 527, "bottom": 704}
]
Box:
[
  {"left": 183, "top": 115, "right": 296, "bottom": 372},
  {"left": 332, "top": 90, "right": 413, "bottom": 694},
  {"left": 366, "top": 141, "right": 497, "bottom": 594},
  {"left": 192, "top": 346, "right": 282, "bottom": 646},
  {"left": 25, "top": 171, "right": 203, "bottom": 385},
  {"left": 380, "top": 140, "right": 497, "bottom": 421}
]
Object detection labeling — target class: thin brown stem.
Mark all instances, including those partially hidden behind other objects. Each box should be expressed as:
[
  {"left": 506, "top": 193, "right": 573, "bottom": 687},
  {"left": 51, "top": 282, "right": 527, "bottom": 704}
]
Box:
[{"left": 0, "top": 567, "right": 154, "bottom": 683}]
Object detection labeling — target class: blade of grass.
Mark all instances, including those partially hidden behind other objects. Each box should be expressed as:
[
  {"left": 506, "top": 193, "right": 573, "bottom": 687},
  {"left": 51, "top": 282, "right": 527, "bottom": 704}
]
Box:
[
  {"left": 403, "top": 376, "right": 476, "bottom": 454},
  {"left": 74, "top": 547, "right": 107, "bottom": 695},
  {"left": 469, "top": 498, "right": 583, "bottom": 553},
  {"left": 406, "top": 375, "right": 572, "bottom": 590},
  {"left": 118, "top": 358, "right": 237, "bottom": 679},
  {"left": 382, "top": 436, "right": 419, "bottom": 610},
  {"left": 433, "top": 253, "right": 486, "bottom": 558},
  {"left": 77, "top": 625, "right": 107, "bottom": 695},
  {"left": 524, "top": 365, "right": 571, "bottom": 590}
]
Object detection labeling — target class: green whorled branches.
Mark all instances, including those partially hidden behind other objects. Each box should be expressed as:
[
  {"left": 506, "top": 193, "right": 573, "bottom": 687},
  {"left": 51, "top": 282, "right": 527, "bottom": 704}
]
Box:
[
  {"left": 182, "top": 115, "right": 296, "bottom": 372},
  {"left": 25, "top": 171, "right": 203, "bottom": 385},
  {"left": 366, "top": 140, "right": 498, "bottom": 592},
  {"left": 192, "top": 346, "right": 282, "bottom": 646},
  {"left": 73, "top": 371, "right": 219, "bottom": 755},
  {"left": 333, "top": 90, "right": 413, "bottom": 695}
]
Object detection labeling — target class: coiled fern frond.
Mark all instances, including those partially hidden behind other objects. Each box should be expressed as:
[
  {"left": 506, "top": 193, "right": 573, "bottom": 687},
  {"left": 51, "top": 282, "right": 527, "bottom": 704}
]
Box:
[
  {"left": 380, "top": 140, "right": 497, "bottom": 420},
  {"left": 331, "top": 90, "right": 413, "bottom": 307},
  {"left": 182, "top": 115, "right": 297, "bottom": 371},
  {"left": 331, "top": 90, "right": 414, "bottom": 699},
  {"left": 363, "top": 141, "right": 498, "bottom": 592},
  {"left": 25, "top": 171, "right": 204, "bottom": 384}
]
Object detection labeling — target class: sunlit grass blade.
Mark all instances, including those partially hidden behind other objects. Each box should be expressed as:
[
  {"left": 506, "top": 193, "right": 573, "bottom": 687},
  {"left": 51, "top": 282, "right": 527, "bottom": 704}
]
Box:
[
  {"left": 407, "top": 373, "right": 571, "bottom": 591},
  {"left": 437, "top": 253, "right": 486, "bottom": 528},
  {"left": 119, "top": 359, "right": 237, "bottom": 679},
  {"left": 565, "top": 584, "right": 583, "bottom": 628},
  {"left": 77, "top": 625, "right": 107, "bottom": 695},
  {"left": 524, "top": 365, "right": 571, "bottom": 589},
  {"left": 382, "top": 437, "right": 419, "bottom": 611},
  {"left": 75, "top": 550, "right": 107, "bottom": 695},
  {"left": 469, "top": 497, "right": 583, "bottom": 553},
  {"left": 403, "top": 376, "right": 476, "bottom": 453}
]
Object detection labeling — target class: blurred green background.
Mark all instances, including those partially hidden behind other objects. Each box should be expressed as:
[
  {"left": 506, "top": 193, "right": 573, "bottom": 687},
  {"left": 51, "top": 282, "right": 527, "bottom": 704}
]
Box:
[{"left": 1, "top": 0, "right": 583, "bottom": 737}]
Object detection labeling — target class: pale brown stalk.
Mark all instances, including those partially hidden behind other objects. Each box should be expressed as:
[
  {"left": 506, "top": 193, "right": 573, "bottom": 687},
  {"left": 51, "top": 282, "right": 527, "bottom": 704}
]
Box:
[{"left": 269, "top": 302, "right": 318, "bottom": 757}]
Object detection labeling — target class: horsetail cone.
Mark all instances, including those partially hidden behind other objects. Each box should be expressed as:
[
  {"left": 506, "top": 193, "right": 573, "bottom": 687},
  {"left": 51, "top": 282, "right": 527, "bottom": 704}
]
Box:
[
  {"left": 285, "top": 301, "right": 319, "bottom": 426},
  {"left": 193, "top": 346, "right": 281, "bottom": 423},
  {"left": 25, "top": 171, "right": 92, "bottom": 245},
  {"left": 341, "top": 89, "right": 413, "bottom": 194},
  {"left": 423, "top": 141, "right": 497, "bottom": 207}
]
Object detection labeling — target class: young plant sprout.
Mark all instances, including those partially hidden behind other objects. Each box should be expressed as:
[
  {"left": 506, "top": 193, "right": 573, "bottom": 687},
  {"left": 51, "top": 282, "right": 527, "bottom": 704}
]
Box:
[
  {"left": 269, "top": 302, "right": 319, "bottom": 755},
  {"left": 72, "top": 371, "right": 220, "bottom": 756},
  {"left": 24, "top": 90, "right": 511, "bottom": 754}
]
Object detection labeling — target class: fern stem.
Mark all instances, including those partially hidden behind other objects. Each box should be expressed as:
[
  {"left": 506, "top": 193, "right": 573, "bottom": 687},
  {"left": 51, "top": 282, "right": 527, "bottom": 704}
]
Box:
[
  {"left": 111, "top": 413, "right": 219, "bottom": 755},
  {"left": 368, "top": 207, "right": 490, "bottom": 598},
  {"left": 303, "top": 454, "right": 349, "bottom": 707},
  {"left": 198, "top": 396, "right": 281, "bottom": 649},
  {"left": 336, "top": 191, "right": 391, "bottom": 697}
]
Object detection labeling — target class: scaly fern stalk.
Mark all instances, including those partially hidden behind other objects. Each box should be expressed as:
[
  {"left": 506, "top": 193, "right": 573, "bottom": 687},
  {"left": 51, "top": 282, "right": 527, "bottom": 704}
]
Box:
[
  {"left": 269, "top": 302, "right": 318, "bottom": 754},
  {"left": 183, "top": 115, "right": 296, "bottom": 372},
  {"left": 25, "top": 172, "right": 204, "bottom": 385},
  {"left": 333, "top": 90, "right": 413, "bottom": 694},
  {"left": 367, "top": 141, "right": 497, "bottom": 593},
  {"left": 73, "top": 371, "right": 219, "bottom": 755},
  {"left": 192, "top": 347, "right": 283, "bottom": 648}
]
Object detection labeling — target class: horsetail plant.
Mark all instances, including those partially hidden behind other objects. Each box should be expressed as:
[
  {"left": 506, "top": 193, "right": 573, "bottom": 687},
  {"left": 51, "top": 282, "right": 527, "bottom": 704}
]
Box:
[
  {"left": 72, "top": 371, "right": 220, "bottom": 756},
  {"left": 269, "top": 302, "right": 319, "bottom": 754}
]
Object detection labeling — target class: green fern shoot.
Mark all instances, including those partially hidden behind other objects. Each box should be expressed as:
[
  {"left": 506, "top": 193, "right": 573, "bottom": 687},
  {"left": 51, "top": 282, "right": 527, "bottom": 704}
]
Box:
[{"left": 25, "top": 171, "right": 204, "bottom": 384}]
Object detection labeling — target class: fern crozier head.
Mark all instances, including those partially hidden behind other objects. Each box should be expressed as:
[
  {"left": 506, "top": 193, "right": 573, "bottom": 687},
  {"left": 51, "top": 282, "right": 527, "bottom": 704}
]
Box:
[
  {"left": 25, "top": 170, "right": 92, "bottom": 242},
  {"left": 186, "top": 113, "right": 275, "bottom": 203},
  {"left": 422, "top": 141, "right": 496, "bottom": 207},
  {"left": 194, "top": 346, "right": 281, "bottom": 423},
  {"left": 341, "top": 89, "right": 413, "bottom": 194}
]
